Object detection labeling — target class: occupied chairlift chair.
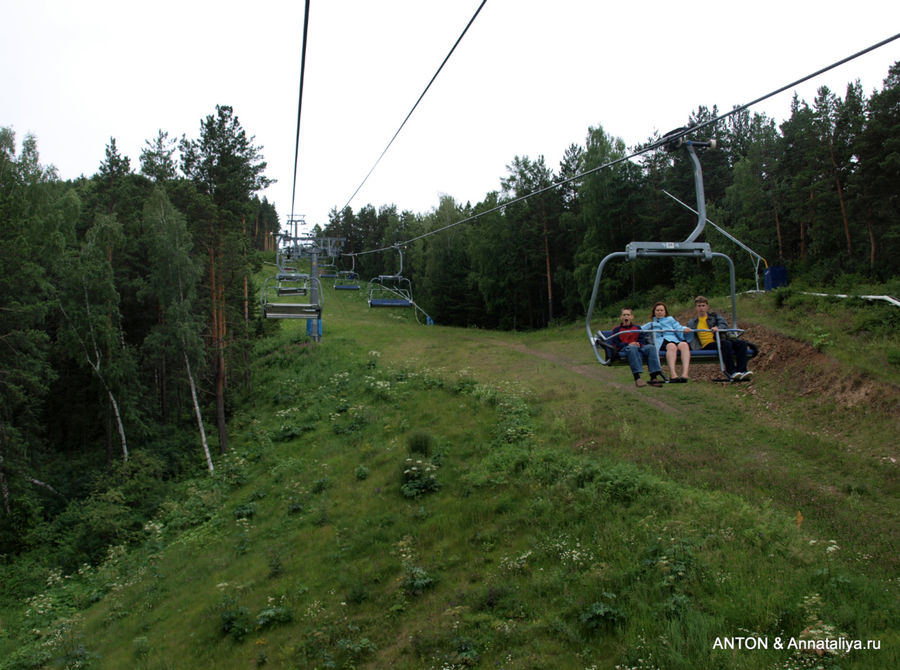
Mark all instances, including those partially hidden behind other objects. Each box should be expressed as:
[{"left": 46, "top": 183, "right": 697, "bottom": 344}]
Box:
[{"left": 585, "top": 128, "right": 757, "bottom": 374}]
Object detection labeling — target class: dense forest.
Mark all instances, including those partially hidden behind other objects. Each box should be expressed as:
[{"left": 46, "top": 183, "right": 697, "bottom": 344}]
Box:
[
  {"left": 326, "top": 64, "right": 900, "bottom": 329},
  {"left": 1, "top": 63, "right": 899, "bottom": 576}
]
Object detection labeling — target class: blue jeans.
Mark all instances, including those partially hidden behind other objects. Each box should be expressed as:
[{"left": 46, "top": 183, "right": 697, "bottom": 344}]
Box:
[{"left": 622, "top": 344, "right": 661, "bottom": 376}]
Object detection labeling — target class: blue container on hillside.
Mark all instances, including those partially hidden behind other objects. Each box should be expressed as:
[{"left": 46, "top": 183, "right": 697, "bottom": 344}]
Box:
[{"left": 764, "top": 266, "right": 788, "bottom": 291}]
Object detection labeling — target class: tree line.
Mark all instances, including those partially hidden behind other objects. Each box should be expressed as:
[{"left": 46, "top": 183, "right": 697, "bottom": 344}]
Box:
[
  {"left": 324, "top": 62, "right": 900, "bottom": 329},
  {"left": 1, "top": 105, "right": 278, "bottom": 562}
]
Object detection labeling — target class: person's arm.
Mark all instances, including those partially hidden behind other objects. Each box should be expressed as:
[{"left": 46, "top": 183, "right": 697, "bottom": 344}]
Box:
[
  {"left": 684, "top": 324, "right": 695, "bottom": 343},
  {"left": 609, "top": 326, "right": 621, "bottom": 350}
]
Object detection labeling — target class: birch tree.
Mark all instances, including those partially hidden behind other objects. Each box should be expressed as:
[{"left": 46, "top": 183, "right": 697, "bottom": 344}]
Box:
[
  {"left": 57, "top": 214, "right": 136, "bottom": 463},
  {"left": 143, "top": 188, "right": 214, "bottom": 472}
]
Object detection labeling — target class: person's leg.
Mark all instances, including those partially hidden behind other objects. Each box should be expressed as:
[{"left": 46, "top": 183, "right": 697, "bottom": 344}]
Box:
[
  {"left": 665, "top": 342, "right": 678, "bottom": 378},
  {"left": 714, "top": 339, "right": 737, "bottom": 375},
  {"left": 678, "top": 341, "right": 691, "bottom": 378},
  {"left": 623, "top": 346, "right": 645, "bottom": 385},
  {"left": 732, "top": 339, "right": 749, "bottom": 372},
  {"left": 643, "top": 346, "right": 662, "bottom": 375}
]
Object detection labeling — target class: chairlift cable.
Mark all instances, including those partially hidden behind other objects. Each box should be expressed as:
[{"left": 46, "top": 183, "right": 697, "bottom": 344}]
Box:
[
  {"left": 684, "top": 31, "right": 900, "bottom": 141},
  {"left": 348, "top": 31, "right": 900, "bottom": 258},
  {"left": 340, "top": 0, "right": 488, "bottom": 213},
  {"left": 289, "top": 0, "right": 312, "bottom": 223},
  {"left": 661, "top": 189, "right": 768, "bottom": 268}
]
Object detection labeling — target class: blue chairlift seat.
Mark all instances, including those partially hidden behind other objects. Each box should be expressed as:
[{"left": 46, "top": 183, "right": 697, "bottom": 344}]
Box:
[
  {"left": 367, "top": 274, "right": 413, "bottom": 308},
  {"left": 369, "top": 297, "right": 412, "bottom": 308},
  {"left": 334, "top": 271, "right": 360, "bottom": 291}
]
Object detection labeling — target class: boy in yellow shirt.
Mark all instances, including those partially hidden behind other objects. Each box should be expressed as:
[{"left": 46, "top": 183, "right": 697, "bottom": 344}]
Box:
[{"left": 686, "top": 296, "right": 753, "bottom": 381}]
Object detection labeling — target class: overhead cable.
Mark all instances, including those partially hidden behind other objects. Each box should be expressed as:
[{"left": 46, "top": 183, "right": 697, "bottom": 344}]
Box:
[
  {"left": 289, "top": 0, "right": 312, "bottom": 223},
  {"left": 352, "top": 30, "right": 900, "bottom": 257},
  {"left": 340, "top": 0, "right": 488, "bottom": 213}
]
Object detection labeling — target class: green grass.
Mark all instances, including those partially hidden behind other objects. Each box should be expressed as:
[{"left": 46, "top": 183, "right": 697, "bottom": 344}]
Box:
[
  {"left": 2, "top": 282, "right": 897, "bottom": 669},
  {"left": 734, "top": 288, "right": 900, "bottom": 385}
]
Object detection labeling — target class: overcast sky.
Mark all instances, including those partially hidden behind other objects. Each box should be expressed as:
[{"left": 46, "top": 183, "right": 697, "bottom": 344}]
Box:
[{"left": 3, "top": 1, "right": 899, "bottom": 233}]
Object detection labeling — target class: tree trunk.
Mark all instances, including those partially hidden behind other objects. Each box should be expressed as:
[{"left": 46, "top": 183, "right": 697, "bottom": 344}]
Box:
[
  {"left": 159, "top": 353, "right": 167, "bottom": 422},
  {"left": 864, "top": 201, "right": 876, "bottom": 268},
  {"left": 28, "top": 477, "right": 66, "bottom": 500},
  {"left": 542, "top": 216, "right": 553, "bottom": 324},
  {"left": 209, "top": 242, "right": 228, "bottom": 454},
  {"left": 772, "top": 197, "right": 784, "bottom": 261},
  {"left": 828, "top": 142, "right": 852, "bottom": 258},
  {"left": 802, "top": 190, "right": 814, "bottom": 262},
  {"left": 184, "top": 349, "right": 214, "bottom": 473},
  {"left": 216, "top": 329, "right": 227, "bottom": 454},
  {"left": 107, "top": 389, "right": 128, "bottom": 462},
  {"left": 0, "top": 457, "right": 10, "bottom": 515},
  {"left": 105, "top": 404, "right": 113, "bottom": 467}
]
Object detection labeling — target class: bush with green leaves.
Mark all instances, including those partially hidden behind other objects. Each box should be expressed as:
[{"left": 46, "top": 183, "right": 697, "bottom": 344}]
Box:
[
  {"left": 256, "top": 604, "right": 293, "bottom": 629},
  {"left": 579, "top": 593, "right": 625, "bottom": 632},
  {"left": 219, "top": 594, "right": 253, "bottom": 642},
  {"left": 401, "top": 565, "right": 435, "bottom": 596},
  {"left": 400, "top": 459, "right": 440, "bottom": 498}
]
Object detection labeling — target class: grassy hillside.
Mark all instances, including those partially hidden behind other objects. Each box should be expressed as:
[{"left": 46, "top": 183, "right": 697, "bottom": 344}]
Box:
[{"left": 2, "top": 283, "right": 897, "bottom": 669}]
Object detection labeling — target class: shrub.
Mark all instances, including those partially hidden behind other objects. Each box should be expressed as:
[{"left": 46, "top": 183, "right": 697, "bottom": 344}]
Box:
[
  {"left": 220, "top": 595, "right": 253, "bottom": 642},
  {"left": 233, "top": 503, "right": 256, "bottom": 520},
  {"left": 337, "top": 635, "right": 377, "bottom": 660},
  {"left": 400, "top": 459, "right": 440, "bottom": 499},
  {"left": 886, "top": 347, "right": 900, "bottom": 367},
  {"left": 311, "top": 476, "right": 330, "bottom": 494},
  {"left": 401, "top": 565, "right": 435, "bottom": 596},
  {"left": 579, "top": 593, "right": 624, "bottom": 631},
  {"left": 256, "top": 604, "right": 293, "bottom": 628}
]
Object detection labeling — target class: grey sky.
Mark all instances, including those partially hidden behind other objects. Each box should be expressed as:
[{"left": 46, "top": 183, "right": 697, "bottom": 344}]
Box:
[{"left": 3, "top": 1, "right": 898, "bottom": 232}]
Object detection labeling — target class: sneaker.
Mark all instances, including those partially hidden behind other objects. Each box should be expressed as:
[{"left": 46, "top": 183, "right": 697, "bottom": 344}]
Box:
[
  {"left": 727, "top": 372, "right": 740, "bottom": 382},
  {"left": 635, "top": 378, "right": 647, "bottom": 388},
  {"left": 740, "top": 370, "right": 753, "bottom": 380},
  {"left": 648, "top": 378, "right": 664, "bottom": 387}
]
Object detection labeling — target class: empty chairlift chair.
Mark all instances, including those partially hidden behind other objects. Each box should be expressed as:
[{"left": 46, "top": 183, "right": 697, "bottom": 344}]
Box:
[
  {"left": 334, "top": 254, "right": 361, "bottom": 291},
  {"left": 367, "top": 245, "right": 413, "bottom": 308}
]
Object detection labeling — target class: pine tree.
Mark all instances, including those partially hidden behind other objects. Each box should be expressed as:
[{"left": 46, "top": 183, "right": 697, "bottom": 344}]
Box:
[{"left": 180, "top": 105, "right": 272, "bottom": 453}]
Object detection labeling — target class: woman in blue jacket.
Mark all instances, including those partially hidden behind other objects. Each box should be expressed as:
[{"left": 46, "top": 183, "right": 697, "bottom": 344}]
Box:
[{"left": 642, "top": 301, "right": 692, "bottom": 382}]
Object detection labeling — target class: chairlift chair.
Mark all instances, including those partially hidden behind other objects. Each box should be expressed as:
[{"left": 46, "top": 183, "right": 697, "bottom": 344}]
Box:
[
  {"left": 335, "top": 254, "right": 361, "bottom": 290},
  {"left": 585, "top": 128, "right": 757, "bottom": 373},
  {"left": 262, "top": 232, "right": 324, "bottom": 321},
  {"left": 261, "top": 273, "right": 323, "bottom": 319},
  {"left": 367, "top": 245, "right": 414, "bottom": 308},
  {"left": 276, "top": 272, "right": 310, "bottom": 296}
]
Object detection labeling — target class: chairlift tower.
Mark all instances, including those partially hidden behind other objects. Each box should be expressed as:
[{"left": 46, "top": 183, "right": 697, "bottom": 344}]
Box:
[{"left": 260, "top": 218, "right": 324, "bottom": 341}]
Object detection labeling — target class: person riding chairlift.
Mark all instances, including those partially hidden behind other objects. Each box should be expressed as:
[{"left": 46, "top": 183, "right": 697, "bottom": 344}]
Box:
[
  {"left": 685, "top": 295, "right": 753, "bottom": 381},
  {"left": 642, "top": 302, "right": 691, "bottom": 382}
]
